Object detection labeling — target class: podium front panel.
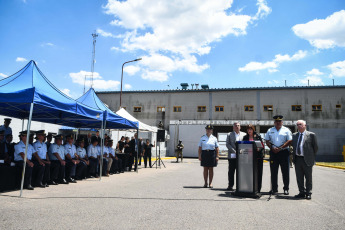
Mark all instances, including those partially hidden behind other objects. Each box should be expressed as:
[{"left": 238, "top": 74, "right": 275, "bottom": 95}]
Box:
[{"left": 237, "top": 143, "right": 254, "bottom": 193}]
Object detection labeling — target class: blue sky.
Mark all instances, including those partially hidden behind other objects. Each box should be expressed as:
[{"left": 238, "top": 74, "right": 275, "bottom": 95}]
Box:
[{"left": 0, "top": 0, "right": 344, "bottom": 99}]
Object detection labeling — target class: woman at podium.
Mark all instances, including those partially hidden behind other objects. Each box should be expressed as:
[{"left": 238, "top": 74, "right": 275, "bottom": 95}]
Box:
[{"left": 243, "top": 124, "right": 265, "bottom": 193}]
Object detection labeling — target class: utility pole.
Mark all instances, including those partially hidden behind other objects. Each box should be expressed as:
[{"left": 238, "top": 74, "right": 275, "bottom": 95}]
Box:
[{"left": 90, "top": 32, "right": 98, "bottom": 88}]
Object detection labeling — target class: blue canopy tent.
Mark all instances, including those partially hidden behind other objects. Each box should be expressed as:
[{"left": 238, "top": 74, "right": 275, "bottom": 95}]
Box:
[
  {"left": 0, "top": 60, "right": 105, "bottom": 196},
  {"left": 77, "top": 88, "right": 138, "bottom": 129},
  {"left": 77, "top": 88, "right": 139, "bottom": 173}
]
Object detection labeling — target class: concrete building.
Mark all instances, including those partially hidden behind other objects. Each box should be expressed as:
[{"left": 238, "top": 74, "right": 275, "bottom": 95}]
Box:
[{"left": 97, "top": 85, "right": 345, "bottom": 162}]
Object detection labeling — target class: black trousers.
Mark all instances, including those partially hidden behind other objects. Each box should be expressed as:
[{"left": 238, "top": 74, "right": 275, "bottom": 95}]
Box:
[
  {"left": 65, "top": 159, "right": 77, "bottom": 179},
  {"left": 129, "top": 152, "right": 137, "bottom": 171},
  {"left": 15, "top": 161, "right": 33, "bottom": 187},
  {"left": 88, "top": 158, "right": 98, "bottom": 176},
  {"left": 110, "top": 157, "right": 122, "bottom": 172},
  {"left": 270, "top": 149, "right": 290, "bottom": 192},
  {"left": 98, "top": 158, "right": 108, "bottom": 176},
  {"left": 138, "top": 152, "right": 142, "bottom": 165},
  {"left": 228, "top": 158, "right": 236, "bottom": 188},
  {"left": 295, "top": 156, "right": 313, "bottom": 194},
  {"left": 32, "top": 160, "right": 46, "bottom": 186},
  {"left": 257, "top": 158, "right": 263, "bottom": 192},
  {"left": 75, "top": 161, "right": 87, "bottom": 179},
  {"left": 144, "top": 153, "right": 152, "bottom": 168},
  {"left": 50, "top": 160, "right": 65, "bottom": 182}
]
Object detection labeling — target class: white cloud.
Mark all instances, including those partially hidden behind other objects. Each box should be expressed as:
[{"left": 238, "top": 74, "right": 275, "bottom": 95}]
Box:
[
  {"left": 96, "top": 29, "right": 122, "bottom": 38},
  {"left": 268, "top": 80, "right": 280, "bottom": 84},
  {"left": 41, "top": 42, "right": 55, "bottom": 47},
  {"left": 124, "top": 84, "right": 132, "bottom": 89},
  {"left": 69, "top": 70, "right": 121, "bottom": 90},
  {"left": 141, "top": 70, "right": 169, "bottom": 82},
  {"left": 327, "top": 60, "right": 345, "bottom": 77},
  {"left": 292, "top": 10, "right": 345, "bottom": 49},
  {"left": 306, "top": 68, "right": 323, "bottom": 76},
  {"left": 124, "top": 65, "right": 140, "bottom": 76},
  {"left": 16, "top": 57, "right": 27, "bottom": 62},
  {"left": 297, "top": 76, "right": 324, "bottom": 86},
  {"left": 0, "top": 73, "right": 8, "bottom": 78},
  {"left": 104, "top": 0, "right": 271, "bottom": 81},
  {"left": 60, "top": 88, "right": 72, "bottom": 97},
  {"left": 239, "top": 50, "right": 307, "bottom": 72}
]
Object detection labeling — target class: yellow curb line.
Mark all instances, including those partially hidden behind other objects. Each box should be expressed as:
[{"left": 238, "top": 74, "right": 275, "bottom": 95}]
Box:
[{"left": 316, "top": 163, "right": 345, "bottom": 170}]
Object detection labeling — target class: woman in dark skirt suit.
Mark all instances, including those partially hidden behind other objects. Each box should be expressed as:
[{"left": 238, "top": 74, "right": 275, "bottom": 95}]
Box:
[
  {"left": 198, "top": 125, "right": 219, "bottom": 188},
  {"left": 243, "top": 124, "right": 265, "bottom": 193}
]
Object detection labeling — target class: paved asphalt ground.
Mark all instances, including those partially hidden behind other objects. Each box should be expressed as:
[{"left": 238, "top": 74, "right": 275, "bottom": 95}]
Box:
[{"left": 1, "top": 158, "right": 345, "bottom": 229}]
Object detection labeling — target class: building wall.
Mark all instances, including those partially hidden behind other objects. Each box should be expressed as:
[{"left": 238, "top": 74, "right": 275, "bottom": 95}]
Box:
[{"left": 97, "top": 86, "right": 345, "bottom": 161}]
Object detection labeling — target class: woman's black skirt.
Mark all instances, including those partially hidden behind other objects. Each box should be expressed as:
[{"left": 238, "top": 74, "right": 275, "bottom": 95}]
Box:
[{"left": 201, "top": 150, "right": 217, "bottom": 167}]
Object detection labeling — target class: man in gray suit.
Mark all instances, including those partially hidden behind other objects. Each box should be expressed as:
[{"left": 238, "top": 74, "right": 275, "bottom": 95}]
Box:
[
  {"left": 292, "top": 120, "right": 318, "bottom": 200},
  {"left": 226, "top": 122, "right": 246, "bottom": 191}
]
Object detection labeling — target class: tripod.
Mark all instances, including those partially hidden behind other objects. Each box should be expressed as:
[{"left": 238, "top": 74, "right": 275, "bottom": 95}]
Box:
[{"left": 152, "top": 142, "right": 166, "bottom": 168}]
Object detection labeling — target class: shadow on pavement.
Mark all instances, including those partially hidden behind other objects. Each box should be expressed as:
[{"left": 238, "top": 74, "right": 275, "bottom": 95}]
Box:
[{"left": 183, "top": 186, "right": 205, "bottom": 189}]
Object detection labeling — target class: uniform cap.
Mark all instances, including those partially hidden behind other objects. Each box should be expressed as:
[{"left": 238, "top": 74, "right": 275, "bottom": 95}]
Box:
[
  {"left": 66, "top": 134, "right": 74, "bottom": 139},
  {"left": 91, "top": 136, "right": 98, "bottom": 143},
  {"left": 273, "top": 115, "right": 283, "bottom": 121},
  {"left": 54, "top": 134, "right": 63, "bottom": 139},
  {"left": 4, "top": 118, "right": 12, "bottom": 121},
  {"left": 108, "top": 139, "right": 113, "bottom": 143},
  {"left": 77, "top": 138, "right": 84, "bottom": 143},
  {"left": 35, "top": 130, "right": 46, "bottom": 136},
  {"left": 205, "top": 125, "right": 214, "bottom": 130},
  {"left": 47, "top": 132, "right": 57, "bottom": 137}
]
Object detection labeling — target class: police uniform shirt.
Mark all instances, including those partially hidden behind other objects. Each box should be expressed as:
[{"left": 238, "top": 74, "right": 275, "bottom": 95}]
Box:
[
  {"left": 14, "top": 141, "right": 33, "bottom": 161},
  {"left": 64, "top": 143, "right": 77, "bottom": 159},
  {"left": 265, "top": 126, "right": 292, "bottom": 149},
  {"left": 77, "top": 147, "right": 87, "bottom": 159},
  {"left": 102, "top": 146, "right": 109, "bottom": 157},
  {"left": 198, "top": 134, "right": 219, "bottom": 150},
  {"left": 87, "top": 145, "right": 98, "bottom": 158},
  {"left": 108, "top": 147, "right": 115, "bottom": 157},
  {"left": 0, "top": 125, "right": 12, "bottom": 137},
  {"left": 33, "top": 141, "right": 48, "bottom": 160},
  {"left": 48, "top": 143, "right": 66, "bottom": 160}
]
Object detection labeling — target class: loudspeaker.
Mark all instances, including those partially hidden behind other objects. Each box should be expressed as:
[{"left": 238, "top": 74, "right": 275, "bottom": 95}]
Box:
[{"left": 157, "top": 130, "right": 165, "bottom": 142}]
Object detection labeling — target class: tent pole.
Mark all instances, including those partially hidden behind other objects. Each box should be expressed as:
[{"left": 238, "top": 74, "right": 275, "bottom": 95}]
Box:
[
  {"left": 99, "top": 119, "right": 104, "bottom": 181},
  {"left": 136, "top": 128, "right": 139, "bottom": 173},
  {"left": 20, "top": 103, "right": 34, "bottom": 197},
  {"left": 21, "top": 119, "right": 24, "bottom": 131}
]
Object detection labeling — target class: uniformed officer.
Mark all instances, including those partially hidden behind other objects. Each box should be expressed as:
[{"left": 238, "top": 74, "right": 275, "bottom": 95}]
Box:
[
  {"left": 45, "top": 132, "right": 56, "bottom": 150},
  {"left": 48, "top": 134, "right": 68, "bottom": 184},
  {"left": 176, "top": 140, "right": 184, "bottom": 163},
  {"left": 64, "top": 135, "right": 77, "bottom": 183},
  {"left": 265, "top": 115, "right": 292, "bottom": 195},
  {"left": 32, "top": 130, "right": 50, "bottom": 187},
  {"left": 14, "top": 131, "right": 34, "bottom": 190},
  {"left": 96, "top": 139, "right": 108, "bottom": 177},
  {"left": 0, "top": 118, "right": 12, "bottom": 142},
  {"left": 198, "top": 125, "right": 219, "bottom": 188},
  {"left": 108, "top": 139, "right": 122, "bottom": 174},
  {"left": 87, "top": 137, "right": 99, "bottom": 178},
  {"left": 76, "top": 138, "right": 88, "bottom": 179},
  {"left": 103, "top": 138, "right": 113, "bottom": 176},
  {"left": 0, "top": 130, "right": 7, "bottom": 161},
  {"left": 28, "top": 133, "right": 43, "bottom": 187}
]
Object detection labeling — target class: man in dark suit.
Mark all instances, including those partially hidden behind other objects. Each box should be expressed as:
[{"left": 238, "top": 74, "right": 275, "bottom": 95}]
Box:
[
  {"left": 129, "top": 133, "right": 138, "bottom": 171},
  {"left": 292, "top": 120, "right": 318, "bottom": 200},
  {"left": 225, "top": 122, "right": 246, "bottom": 191}
]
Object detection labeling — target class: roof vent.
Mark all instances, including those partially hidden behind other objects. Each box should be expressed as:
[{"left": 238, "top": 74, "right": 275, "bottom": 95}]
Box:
[
  {"left": 180, "top": 83, "right": 189, "bottom": 90},
  {"left": 201, "top": 84, "right": 209, "bottom": 90}
]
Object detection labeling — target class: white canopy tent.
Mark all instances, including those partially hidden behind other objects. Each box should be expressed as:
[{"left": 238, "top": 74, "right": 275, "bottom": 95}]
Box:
[{"left": 116, "top": 108, "right": 158, "bottom": 132}]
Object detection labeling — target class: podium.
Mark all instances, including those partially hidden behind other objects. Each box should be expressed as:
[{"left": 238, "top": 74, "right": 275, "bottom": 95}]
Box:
[{"left": 234, "top": 141, "right": 261, "bottom": 198}]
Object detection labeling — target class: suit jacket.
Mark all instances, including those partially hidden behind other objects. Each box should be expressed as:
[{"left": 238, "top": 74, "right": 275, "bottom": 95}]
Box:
[
  {"left": 130, "top": 139, "right": 138, "bottom": 153},
  {"left": 226, "top": 131, "right": 246, "bottom": 158},
  {"left": 292, "top": 131, "right": 318, "bottom": 167}
]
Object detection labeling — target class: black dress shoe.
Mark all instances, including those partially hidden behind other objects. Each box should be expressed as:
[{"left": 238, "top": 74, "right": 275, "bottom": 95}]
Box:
[
  {"left": 270, "top": 190, "right": 278, "bottom": 195},
  {"left": 59, "top": 179, "right": 69, "bottom": 184},
  {"left": 227, "top": 186, "right": 234, "bottom": 191},
  {"left": 306, "top": 194, "right": 312, "bottom": 200},
  {"left": 49, "top": 181, "right": 58, "bottom": 185},
  {"left": 45, "top": 183, "right": 49, "bottom": 187},
  {"left": 26, "top": 185, "right": 34, "bottom": 190},
  {"left": 294, "top": 193, "right": 305, "bottom": 198},
  {"left": 37, "top": 183, "right": 46, "bottom": 188},
  {"left": 68, "top": 178, "right": 77, "bottom": 183},
  {"left": 284, "top": 190, "right": 289, "bottom": 195}
]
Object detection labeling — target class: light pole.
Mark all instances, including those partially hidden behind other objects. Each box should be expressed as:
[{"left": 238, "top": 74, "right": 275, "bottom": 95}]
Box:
[{"left": 120, "top": 58, "right": 142, "bottom": 108}]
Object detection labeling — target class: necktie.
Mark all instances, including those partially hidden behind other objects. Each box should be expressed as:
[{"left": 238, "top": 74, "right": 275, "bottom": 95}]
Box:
[{"left": 297, "top": 133, "right": 303, "bottom": 155}]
